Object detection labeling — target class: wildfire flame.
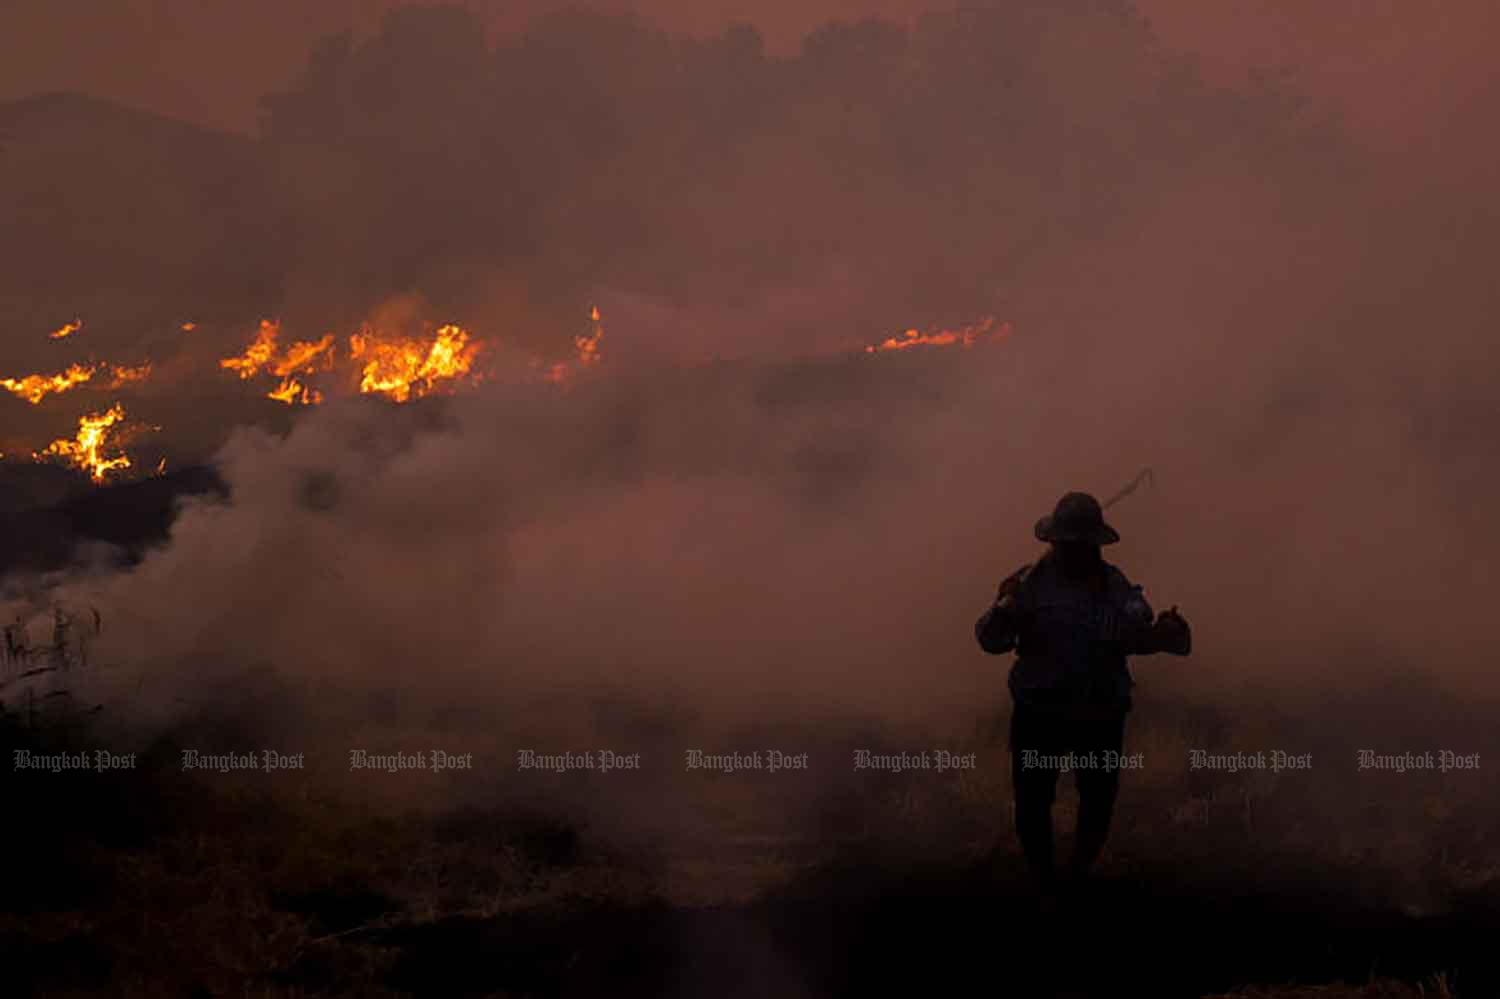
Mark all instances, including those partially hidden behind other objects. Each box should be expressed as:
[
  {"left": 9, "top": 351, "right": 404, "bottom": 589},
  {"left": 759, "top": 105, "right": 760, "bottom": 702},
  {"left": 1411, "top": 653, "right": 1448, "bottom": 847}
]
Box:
[
  {"left": 6, "top": 304, "right": 1018, "bottom": 489},
  {"left": 220, "top": 319, "right": 281, "bottom": 380},
  {"left": 542, "top": 306, "right": 605, "bottom": 384},
  {"left": 1, "top": 357, "right": 155, "bottom": 403},
  {"left": 272, "top": 333, "right": 335, "bottom": 377},
  {"left": 576, "top": 306, "right": 603, "bottom": 366},
  {"left": 1, "top": 358, "right": 154, "bottom": 404},
  {"left": 108, "top": 363, "right": 152, "bottom": 388},
  {"left": 49, "top": 319, "right": 83, "bottom": 340},
  {"left": 221, "top": 321, "right": 341, "bottom": 404},
  {"left": 864, "top": 316, "right": 1009, "bottom": 353},
  {"left": 1, "top": 363, "right": 98, "bottom": 404},
  {"left": 268, "top": 376, "right": 322, "bottom": 406},
  {"left": 350, "top": 323, "right": 479, "bottom": 403},
  {"left": 34, "top": 403, "right": 132, "bottom": 483}
]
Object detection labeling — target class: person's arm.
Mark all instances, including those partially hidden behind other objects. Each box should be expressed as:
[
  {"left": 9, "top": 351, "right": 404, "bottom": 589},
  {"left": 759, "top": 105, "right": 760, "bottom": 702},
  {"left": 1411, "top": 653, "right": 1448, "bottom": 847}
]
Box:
[
  {"left": 975, "top": 564, "right": 1030, "bottom": 654},
  {"left": 1117, "top": 580, "right": 1158, "bottom": 655},
  {"left": 975, "top": 600, "right": 1019, "bottom": 654}
]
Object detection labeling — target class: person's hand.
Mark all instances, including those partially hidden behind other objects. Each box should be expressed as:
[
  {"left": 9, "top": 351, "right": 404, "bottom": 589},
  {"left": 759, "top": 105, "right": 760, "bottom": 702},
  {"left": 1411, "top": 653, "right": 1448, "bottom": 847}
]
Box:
[
  {"left": 1157, "top": 605, "right": 1187, "bottom": 626},
  {"left": 1152, "top": 605, "right": 1191, "bottom": 654},
  {"left": 994, "top": 565, "right": 1030, "bottom": 605}
]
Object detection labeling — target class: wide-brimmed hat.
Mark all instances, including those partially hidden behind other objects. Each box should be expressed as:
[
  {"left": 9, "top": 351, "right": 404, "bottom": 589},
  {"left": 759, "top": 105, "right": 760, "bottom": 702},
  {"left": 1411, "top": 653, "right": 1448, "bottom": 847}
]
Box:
[{"left": 1034, "top": 491, "right": 1120, "bottom": 545}]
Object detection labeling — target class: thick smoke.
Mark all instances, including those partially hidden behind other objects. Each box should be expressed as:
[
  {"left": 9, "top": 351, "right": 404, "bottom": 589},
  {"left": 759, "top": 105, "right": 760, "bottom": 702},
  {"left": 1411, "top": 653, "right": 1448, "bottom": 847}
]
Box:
[{"left": 4, "top": 4, "right": 1499, "bottom": 843}]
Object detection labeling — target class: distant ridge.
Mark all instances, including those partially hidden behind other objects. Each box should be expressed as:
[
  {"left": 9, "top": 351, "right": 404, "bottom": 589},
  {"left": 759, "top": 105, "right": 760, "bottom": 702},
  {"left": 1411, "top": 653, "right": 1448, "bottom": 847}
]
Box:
[{"left": 0, "top": 90, "right": 250, "bottom": 145}]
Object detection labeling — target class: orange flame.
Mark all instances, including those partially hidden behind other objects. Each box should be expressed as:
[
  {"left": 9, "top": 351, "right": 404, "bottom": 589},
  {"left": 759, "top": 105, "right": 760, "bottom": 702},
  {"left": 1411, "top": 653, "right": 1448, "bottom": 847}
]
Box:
[
  {"left": 576, "top": 306, "right": 603, "bottom": 367},
  {"left": 49, "top": 319, "right": 83, "bottom": 340},
  {"left": 539, "top": 307, "right": 605, "bottom": 385},
  {"left": 1, "top": 363, "right": 97, "bottom": 404},
  {"left": 350, "top": 323, "right": 479, "bottom": 402},
  {"left": 181, "top": 322, "right": 197, "bottom": 332},
  {"left": 222, "top": 322, "right": 337, "bottom": 404},
  {"left": 267, "top": 376, "right": 322, "bottom": 406},
  {"left": 107, "top": 362, "right": 152, "bottom": 388},
  {"left": 220, "top": 319, "right": 281, "bottom": 379},
  {"left": 864, "top": 316, "right": 1009, "bottom": 354},
  {"left": 272, "top": 333, "right": 336, "bottom": 377},
  {"left": 34, "top": 403, "right": 132, "bottom": 483}
]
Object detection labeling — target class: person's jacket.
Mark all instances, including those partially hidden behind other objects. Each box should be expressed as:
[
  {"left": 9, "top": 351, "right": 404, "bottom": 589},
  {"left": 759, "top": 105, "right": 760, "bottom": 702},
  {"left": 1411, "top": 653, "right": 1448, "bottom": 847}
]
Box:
[{"left": 975, "top": 552, "right": 1176, "bottom": 709}]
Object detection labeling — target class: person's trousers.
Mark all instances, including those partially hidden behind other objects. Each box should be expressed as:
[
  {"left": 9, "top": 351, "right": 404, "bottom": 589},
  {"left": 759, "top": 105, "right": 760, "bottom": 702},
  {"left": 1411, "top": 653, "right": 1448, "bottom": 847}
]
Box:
[{"left": 1008, "top": 701, "right": 1128, "bottom": 880}]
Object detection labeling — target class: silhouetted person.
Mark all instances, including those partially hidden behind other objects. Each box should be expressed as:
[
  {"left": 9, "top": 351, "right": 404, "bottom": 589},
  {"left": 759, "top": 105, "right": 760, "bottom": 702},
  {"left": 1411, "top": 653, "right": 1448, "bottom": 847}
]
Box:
[{"left": 976, "top": 491, "right": 1190, "bottom": 888}]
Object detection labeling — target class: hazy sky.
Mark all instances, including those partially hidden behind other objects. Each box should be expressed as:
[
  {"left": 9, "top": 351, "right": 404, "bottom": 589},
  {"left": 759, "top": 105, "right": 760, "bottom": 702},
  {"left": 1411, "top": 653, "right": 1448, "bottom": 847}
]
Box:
[{"left": 1, "top": 0, "right": 1495, "bottom": 145}]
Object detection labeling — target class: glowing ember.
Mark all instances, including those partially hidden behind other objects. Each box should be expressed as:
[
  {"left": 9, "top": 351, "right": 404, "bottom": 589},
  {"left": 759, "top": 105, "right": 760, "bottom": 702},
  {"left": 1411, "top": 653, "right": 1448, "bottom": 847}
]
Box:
[
  {"left": 539, "top": 307, "right": 605, "bottom": 384},
  {"left": 350, "top": 323, "right": 479, "bottom": 402},
  {"left": 576, "top": 306, "right": 603, "bottom": 366},
  {"left": 49, "top": 319, "right": 83, "bottom": 340},
  {"left": 864, "top": 316, "right": 1009, "bottom": 353},
  {"left": 1, "top": 363, "right": 97, "bottom": 404},
  {"left": 35, "top": 403, "right": 132, "bottom": 483},
  {"left": 107, "top": 363, "right": 152, "bottom": 388}
]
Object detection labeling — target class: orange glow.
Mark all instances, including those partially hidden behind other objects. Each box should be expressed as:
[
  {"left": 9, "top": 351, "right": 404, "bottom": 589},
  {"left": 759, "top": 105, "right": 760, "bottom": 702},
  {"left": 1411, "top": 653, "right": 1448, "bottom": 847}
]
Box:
[
  {"left": 49, "top": 319, "right": 83, "bottom": 340},
  {"left": 864, "top": 316, "right": 1010, "bottom": 353},
  {"left": 222, "top": 321, "right": 335, "bottom": 403},
  {"left": 350, "top": 323, "right": 479, "bottom": 402},
  {"left": 223, "top": 318, "right": 492, "bottom": 404},
  {"left": 576, "top": 306, "right": 603, "bottom": 366},
  {"left": 272, "top": 333, "right": 336, "bottom": 377},
  {"left": 34, "top": 403, "right": 132, "bottom": 483},
  {"left": 538, "top": 307, "right": 605, "bottom": 385},
  {"left": 181, "top": 322, "right": 197, "bottom": 332},
  {"left": 267, "top": 376, "right": 322, "bottom": 406},
  {"left": 1, "top": 363, "right": 97, "bottom": 404},
  {"left": 107, "top": 362, "right": 152, "bottom": 388},
  {"left": 220, "top": 319, "right": 281, "bottom": 379}
]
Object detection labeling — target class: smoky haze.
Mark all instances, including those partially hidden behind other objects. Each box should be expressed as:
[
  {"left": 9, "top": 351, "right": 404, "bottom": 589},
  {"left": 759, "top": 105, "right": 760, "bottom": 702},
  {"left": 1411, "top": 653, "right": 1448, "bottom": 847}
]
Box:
[{"left": 2, "top": 2, "right": 1497, "bottom": 809}]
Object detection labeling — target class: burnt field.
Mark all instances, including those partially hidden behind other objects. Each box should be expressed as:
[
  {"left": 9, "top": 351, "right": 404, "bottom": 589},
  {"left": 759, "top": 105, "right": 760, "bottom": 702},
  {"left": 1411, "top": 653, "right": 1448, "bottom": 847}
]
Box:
[{"left": 2, "top": 679, "right": 1496, "bottom": 998}]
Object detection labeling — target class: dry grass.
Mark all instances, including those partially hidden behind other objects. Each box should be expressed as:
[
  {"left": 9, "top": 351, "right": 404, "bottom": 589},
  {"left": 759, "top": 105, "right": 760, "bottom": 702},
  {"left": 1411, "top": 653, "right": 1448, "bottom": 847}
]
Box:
[{"left": 2, "top": 688, "right": 1493, "bottom": 996}]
